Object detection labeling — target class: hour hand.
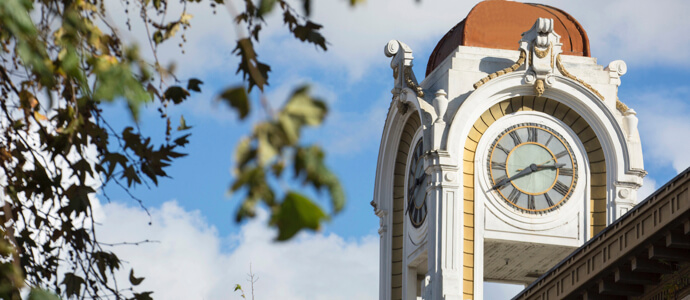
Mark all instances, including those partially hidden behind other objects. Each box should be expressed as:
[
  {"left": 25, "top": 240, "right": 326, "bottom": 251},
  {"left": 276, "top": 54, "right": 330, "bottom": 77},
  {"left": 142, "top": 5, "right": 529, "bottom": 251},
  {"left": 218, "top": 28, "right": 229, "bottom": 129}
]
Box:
[{"left": 491, "top": 164, "right": 536, "bottom": 190}]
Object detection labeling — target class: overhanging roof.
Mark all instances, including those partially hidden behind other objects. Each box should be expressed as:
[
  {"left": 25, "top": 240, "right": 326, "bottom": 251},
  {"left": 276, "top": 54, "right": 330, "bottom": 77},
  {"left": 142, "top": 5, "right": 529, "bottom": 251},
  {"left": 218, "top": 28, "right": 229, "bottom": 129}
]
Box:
[{"left": 513, "top": 167, "right": 690, "bottom": 300}]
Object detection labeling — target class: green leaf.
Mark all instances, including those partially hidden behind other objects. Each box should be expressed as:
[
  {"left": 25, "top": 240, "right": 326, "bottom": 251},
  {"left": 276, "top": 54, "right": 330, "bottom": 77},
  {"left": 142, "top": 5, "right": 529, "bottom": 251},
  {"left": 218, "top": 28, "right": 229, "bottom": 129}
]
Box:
[
  {"left": 153, "top": 30, "right": 163, "bottom": 45},
  {"left": 177, "top": 115, "right": 192, "bottom": 131},
  {"left": 187, "top": 78, "right": 203, "bottom": 92},
  {"left": 28, "top": 289, "right": 60, "bottom": 300},
  {"left": 234, "top": 137, "right": 253, "bottom": 171},
  {"left": 271, "top": 191, "right": 328, "bottom": 241},
  {"left": 218, "top": 86, "right": 250, "bottom": 119},
  {"left": 259, "top": 0, "right": 277, "bottom": 16},
  {"left": 283, "top": 85, "right": 327, "bottom": 126},
  {"left": 129, "top": 268, "right": 145, "bottom": 286},
  {"left": 256, "top": 129, "right": 278, "bottom": 165},
  {"left": 293, "top": 146, "right": 344, "bottom": 213}
]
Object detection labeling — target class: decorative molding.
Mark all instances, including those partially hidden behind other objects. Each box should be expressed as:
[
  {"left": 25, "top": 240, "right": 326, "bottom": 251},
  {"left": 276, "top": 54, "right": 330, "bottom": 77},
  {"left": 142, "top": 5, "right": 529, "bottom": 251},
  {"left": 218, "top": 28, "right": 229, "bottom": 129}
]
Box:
[
  {"left": 519, "top": 18, "right": 562, "bottom": 97},
  {"left": 606, "top": 60, "right": 627, "bottom": 86},
  {"left": 432, "top": 90, "right": 448, "bottom": 124},
  {"left": 405, "top": 66, "right": 424, "bottom": 97},
  {"left": 473, "top": 50, "right": 526, "bottom": 89},
  {"left": 396, "top": 99, "right": 409, "bottom": 115},
  {"left": 615, "top": 97, "right": 629, "bottom": 112},
  {"left": 556, "top": 54, "right": 604, "bottom": 100},
  {"left": 386, "top": 40, "right": 424, "bottom": 98}
]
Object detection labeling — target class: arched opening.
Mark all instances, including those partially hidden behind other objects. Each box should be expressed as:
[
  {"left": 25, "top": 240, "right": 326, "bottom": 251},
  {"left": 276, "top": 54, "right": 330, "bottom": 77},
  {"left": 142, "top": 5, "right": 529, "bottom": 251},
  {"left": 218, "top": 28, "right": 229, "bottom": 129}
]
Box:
[
  {"left": 462, "top": 95, "right": 607, "bottom": 298},
  {"left": 390, "top": 112, "right": 421, "bottom": 300}
]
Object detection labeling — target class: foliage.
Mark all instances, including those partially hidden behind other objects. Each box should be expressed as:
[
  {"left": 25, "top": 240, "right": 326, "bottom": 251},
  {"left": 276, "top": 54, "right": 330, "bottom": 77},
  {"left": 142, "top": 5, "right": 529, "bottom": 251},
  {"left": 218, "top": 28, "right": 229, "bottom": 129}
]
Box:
[{"left": 0, "top": 0, "right": 349, "bottom": 298}]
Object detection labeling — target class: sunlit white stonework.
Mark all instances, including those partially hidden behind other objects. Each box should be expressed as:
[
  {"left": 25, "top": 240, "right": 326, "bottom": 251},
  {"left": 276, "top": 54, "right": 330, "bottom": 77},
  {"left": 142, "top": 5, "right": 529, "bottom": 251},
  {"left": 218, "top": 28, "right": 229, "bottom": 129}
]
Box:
[{"left": 374, "top": 15, "right": 645, "bottom": 300}]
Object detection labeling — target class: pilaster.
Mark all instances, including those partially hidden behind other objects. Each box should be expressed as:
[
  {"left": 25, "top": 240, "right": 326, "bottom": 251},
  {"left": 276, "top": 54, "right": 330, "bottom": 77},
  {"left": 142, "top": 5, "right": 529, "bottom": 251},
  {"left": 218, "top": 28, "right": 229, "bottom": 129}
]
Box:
[{"left": 426, "top": 150, "right": 462, "bottom": 300}]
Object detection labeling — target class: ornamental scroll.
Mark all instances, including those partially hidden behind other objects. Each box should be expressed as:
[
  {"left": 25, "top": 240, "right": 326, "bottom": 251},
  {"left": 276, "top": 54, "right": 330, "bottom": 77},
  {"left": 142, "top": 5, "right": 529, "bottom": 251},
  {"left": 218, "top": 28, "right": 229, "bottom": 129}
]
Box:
[{"left": 519, "top": 18, "right": 561, "bottom": 97}]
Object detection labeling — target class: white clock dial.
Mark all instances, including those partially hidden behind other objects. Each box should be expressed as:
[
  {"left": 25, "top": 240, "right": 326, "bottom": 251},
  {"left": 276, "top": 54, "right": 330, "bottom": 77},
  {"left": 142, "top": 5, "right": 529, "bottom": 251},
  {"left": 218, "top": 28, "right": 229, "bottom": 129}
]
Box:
[{"left": 487, "top": 123, "right": 578, "bottom": 213}]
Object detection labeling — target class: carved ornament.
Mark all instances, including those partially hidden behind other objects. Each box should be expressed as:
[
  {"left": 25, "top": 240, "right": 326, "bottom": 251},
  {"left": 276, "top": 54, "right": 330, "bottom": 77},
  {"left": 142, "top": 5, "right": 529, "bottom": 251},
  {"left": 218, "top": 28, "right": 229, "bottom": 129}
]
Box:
[
  {"left": 519, "top": 18, "right": 562, "bottom": 96},
  {"left": 615, "top": 97, "right": 629, "bottom": 113},
  {"left": 404, "top": 66, "right": 424, "bottom": 97},
  {"left": 555, "top": 54, "right": 604, "bottom": 100},
  {"left": 473, "top": 50, "right": 526, "bottom": 89}
]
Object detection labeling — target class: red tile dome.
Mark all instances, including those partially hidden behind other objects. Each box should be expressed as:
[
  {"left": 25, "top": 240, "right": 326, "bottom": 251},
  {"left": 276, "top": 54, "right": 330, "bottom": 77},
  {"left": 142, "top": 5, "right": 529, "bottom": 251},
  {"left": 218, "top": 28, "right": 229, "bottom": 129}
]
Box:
[{"left": 426, "top": 0, "right": 590, "bottom": 76}]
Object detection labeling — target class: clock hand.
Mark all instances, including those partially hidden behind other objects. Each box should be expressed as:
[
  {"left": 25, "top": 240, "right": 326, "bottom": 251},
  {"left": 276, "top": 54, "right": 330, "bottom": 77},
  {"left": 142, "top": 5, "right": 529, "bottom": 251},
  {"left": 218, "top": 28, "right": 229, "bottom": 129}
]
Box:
[
  {"left": 536, "top": 163, "right": 565, "bottom": 170},
  {"left": 491, "top": 163, "right": 538, "bottom": 190},
  {"left": 406, "top": 173, "right": 427, "bottom": 213},
  {"left": 517, "top": 162, "right": 565, "bottom": 171}
]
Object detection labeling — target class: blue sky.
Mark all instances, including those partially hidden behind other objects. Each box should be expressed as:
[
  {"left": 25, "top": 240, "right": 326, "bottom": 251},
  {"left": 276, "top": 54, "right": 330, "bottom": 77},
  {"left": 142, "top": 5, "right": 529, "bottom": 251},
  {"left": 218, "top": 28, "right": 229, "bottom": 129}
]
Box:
[{"left": 92, "top": 0, "right": 690, "bottom": 298}]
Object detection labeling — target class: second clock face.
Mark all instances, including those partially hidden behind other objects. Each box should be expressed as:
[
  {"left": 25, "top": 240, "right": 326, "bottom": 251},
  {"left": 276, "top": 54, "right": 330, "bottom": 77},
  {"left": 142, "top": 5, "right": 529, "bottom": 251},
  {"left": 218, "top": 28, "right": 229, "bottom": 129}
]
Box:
[
  {"left": 487, "top": 123, "right": 578, "bottom": 213},
  {"left": 407, "top": 139, "right": 427, "bottom": 227}
]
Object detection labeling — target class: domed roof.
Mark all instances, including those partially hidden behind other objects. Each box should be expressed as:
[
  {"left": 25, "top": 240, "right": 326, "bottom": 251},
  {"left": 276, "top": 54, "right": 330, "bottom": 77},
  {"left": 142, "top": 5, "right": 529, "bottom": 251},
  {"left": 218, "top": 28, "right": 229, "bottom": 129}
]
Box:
[{"left": 425, "top": 0, "right": 590, "bottom": 76}]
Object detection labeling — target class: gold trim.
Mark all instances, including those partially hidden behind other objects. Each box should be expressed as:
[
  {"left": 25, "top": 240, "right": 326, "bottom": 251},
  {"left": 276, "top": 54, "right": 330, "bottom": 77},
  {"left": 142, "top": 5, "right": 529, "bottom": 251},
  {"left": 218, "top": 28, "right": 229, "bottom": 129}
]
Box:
[
  {"left": 533, "top": 42, "right": 551, "bottom": 59},
  {"left": 504, "top": 142, "right": 558, "bottom": 196},
  {"left": 489, "top": 124, "right": 577, "bottom": 212},
  {"left": 535, "top": 79, "right": 545, "bottom": 97},
  {"left": 473, "top": 50, "right": 527, "bottom": 89},
  {"left": 556, "top": 54, "right": 604, "bottom": 100},
  {"left": 615, "top": 97, "right": 629, "bottom": 113}
]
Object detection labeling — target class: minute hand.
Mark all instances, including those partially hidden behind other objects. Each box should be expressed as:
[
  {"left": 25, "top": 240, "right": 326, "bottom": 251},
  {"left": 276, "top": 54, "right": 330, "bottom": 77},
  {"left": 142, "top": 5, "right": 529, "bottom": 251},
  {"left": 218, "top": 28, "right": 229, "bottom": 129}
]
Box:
[
  {"left": 537, "top": 163, "right": 565, "bottom": 170},
  {"left": 491, "top": 163, "right": 538, "bottom": 190}
]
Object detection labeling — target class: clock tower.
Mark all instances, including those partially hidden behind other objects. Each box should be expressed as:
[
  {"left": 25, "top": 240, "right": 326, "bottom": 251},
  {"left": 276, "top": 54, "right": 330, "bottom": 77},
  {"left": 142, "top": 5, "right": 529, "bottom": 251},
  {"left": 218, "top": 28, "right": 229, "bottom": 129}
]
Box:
[{"left": 371, "top": 1, "right": 646, "bottom": 300}]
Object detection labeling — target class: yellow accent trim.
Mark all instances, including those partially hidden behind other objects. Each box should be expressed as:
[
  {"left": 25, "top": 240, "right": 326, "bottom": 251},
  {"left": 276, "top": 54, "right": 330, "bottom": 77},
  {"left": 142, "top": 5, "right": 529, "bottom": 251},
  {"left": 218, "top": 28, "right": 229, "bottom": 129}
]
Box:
[
  {"left": 556, "top": 54, "right": 604, "bottom": 100},
  {"left": 473, "top": 50, "right": 527, "bottom": 89},
  {"left": 461, "top": 98, "right": 608, "bottom": 299},
  {"left": 390, "top": 113, "right": 420, "bottom": 300}
]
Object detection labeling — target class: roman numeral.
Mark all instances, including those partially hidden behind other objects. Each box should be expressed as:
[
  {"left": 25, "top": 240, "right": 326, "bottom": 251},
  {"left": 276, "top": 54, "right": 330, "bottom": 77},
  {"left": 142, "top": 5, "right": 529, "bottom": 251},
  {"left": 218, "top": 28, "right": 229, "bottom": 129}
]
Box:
[
  {"left": 544, "top": 193, "right": 554, "bottom": 207},
  {"left": 491, "top": 161, "right": 506, "bottom": 170},
  {"left": 553, "top": 181, "right": 570, "bottom": 196},
  {"left": 507, "top": 188, "right": 521, "bottom": 204},
  {"left": 555, "top": 150, "right": 568, "bottom": 159},
  {"left": 527, "top": 127, "right": 538, "bottom": 143},
  {"left": 494, "top": 175, "right": 507, "bottom": 183},
  {"left": 559, "top": 168, "right": 573, "bottom": 176},
  {"left": 528, "top": 195, "right": 535, "bottom": 210},
  {"left": 509, "top": 131, "right": 522, "bottom": 145},
  {"left": 496, "top": 144, "right": 510, "bottom": 155},
  {"left": 545, "top": 134, "right": 554, "bottom": 147}
]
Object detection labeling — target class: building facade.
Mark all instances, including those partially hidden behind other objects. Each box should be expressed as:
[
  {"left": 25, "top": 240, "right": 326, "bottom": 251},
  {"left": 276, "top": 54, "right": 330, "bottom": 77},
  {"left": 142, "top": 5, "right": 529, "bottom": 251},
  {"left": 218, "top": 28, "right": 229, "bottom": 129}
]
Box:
[{"left": 372, "top": 1, "right": 647, "bottom": 299}]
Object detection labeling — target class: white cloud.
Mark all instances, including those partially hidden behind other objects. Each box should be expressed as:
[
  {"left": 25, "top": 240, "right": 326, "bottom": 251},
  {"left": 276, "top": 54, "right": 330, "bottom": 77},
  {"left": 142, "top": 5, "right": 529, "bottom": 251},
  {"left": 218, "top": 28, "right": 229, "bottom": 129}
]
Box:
[
  {"left": 257, "top": 0, "right": 690, "bottom": 82},
  {"left": 96, "top": 201, "right": 378, "bottom": 300},
  {"left": 549, "top": 0, "right": 690, "bottom": 67},
  {"left": 629, "top": 87, "right": 690, "bottom": 173},
  {"left": 637, "top": 177, "right": 657, "bottom": 201}
]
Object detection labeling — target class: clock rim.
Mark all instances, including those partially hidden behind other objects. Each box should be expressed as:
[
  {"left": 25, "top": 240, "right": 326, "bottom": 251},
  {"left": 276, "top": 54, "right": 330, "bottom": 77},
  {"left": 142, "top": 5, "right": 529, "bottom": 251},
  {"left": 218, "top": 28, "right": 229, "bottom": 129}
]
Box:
[
  {"left": 476, "top": 112, "right": 587, "bottom": 224},
  {"left": 488, "top": 123, "right": 579, "bottom": 212},
  {"left": 405, "top": 128, "right": 428, "bottom": 244}
]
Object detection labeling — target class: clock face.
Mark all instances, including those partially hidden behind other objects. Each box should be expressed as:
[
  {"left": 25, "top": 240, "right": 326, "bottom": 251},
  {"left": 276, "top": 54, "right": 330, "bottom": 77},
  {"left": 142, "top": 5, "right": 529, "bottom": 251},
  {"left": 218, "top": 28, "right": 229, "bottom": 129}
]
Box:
[
  {"left": 486, "top": 123, "right": 578, "bottom": 213},
  {"left": 407, "top": 139, "right": 427, "bottom": 227}
]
